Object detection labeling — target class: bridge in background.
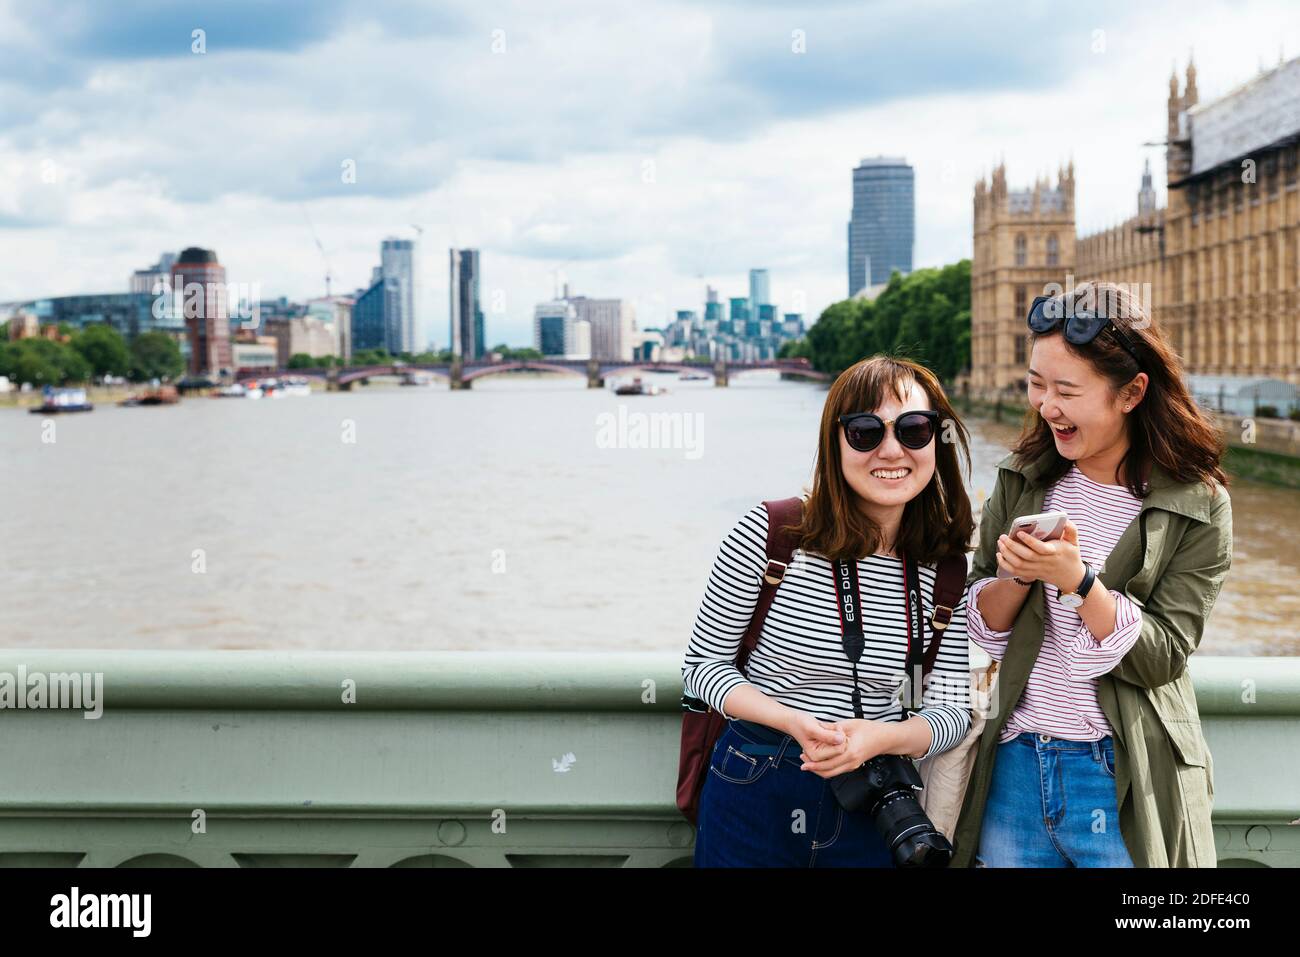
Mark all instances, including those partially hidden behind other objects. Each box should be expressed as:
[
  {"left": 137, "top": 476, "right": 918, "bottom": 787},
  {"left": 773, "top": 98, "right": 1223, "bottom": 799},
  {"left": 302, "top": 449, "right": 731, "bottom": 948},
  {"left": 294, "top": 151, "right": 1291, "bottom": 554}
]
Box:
[{"left": 237, "top": 358, "right": 830, "bottom": 390}]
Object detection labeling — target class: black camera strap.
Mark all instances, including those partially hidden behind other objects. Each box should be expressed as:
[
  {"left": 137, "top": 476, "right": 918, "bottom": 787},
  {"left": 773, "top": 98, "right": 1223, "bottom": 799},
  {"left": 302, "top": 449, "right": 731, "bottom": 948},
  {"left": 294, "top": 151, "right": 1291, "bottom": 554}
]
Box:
[
  {"left": 828, "top": 553, "right": 958, "bottom": 865},
  {"left": 901, "top": 556, "right": 925, "bottom": 718},
  {"left": 833, "top": 553, "right": 926, "bottom": 722},
  {"left": 832, "top": 557, "right": 867, "bottom": 720}
]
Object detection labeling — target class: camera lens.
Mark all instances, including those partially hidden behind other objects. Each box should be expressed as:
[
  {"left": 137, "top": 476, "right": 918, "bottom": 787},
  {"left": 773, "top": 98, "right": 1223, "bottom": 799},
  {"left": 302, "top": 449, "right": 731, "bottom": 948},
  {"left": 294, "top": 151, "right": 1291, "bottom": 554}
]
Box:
[{"left": 860, "top": 755, "right": 954, "bottom": 868}]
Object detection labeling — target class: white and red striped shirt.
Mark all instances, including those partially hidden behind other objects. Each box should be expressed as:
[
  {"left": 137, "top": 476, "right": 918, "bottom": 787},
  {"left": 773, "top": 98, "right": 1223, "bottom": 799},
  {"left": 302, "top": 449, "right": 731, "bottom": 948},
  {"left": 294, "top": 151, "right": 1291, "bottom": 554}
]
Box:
[{"left": 966, "top": 461, "right": 1145, "bottom": 742}]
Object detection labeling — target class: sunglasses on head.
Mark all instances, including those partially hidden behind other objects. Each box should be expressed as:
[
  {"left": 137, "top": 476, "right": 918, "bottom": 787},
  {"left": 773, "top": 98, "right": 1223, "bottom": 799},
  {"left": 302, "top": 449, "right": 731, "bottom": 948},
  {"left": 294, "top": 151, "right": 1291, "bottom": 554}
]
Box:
[
  {"left": 1026, "top": 294, "right": 1144, "bottom": 369},
  {"left": 837, "top": 410, "right": 941, "bottom": 453}
]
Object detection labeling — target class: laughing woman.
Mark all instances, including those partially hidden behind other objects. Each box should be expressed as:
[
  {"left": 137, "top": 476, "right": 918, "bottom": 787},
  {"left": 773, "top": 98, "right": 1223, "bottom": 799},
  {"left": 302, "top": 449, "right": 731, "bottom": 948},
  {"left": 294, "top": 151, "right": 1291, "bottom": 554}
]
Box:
[{"left": 951, "top": 281, "right": 1233, "bottom": 868}]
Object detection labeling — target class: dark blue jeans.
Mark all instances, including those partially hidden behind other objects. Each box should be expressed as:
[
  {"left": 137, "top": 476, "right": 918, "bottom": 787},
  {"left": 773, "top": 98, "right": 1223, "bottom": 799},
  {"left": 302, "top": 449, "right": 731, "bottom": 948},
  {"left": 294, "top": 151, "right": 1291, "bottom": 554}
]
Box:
[{"left": 693, "top": 717, "right": 894, "bottom": 867}]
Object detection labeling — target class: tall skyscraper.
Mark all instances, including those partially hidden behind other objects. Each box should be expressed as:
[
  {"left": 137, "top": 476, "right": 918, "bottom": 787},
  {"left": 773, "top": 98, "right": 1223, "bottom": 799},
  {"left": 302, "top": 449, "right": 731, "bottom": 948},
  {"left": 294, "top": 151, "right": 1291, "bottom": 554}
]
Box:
[
  {"left": 172, "top": 247, "right": 231, "bottom": 378},
  {"left": 380, "top": 238, "right": 421, "bottom": 354},
  {"left": 449, "top": 248, "right": 485, "bottom": 360},
  {"left": 848, "top": 156, "right": 914, "bottom": 295},
  {"left": 748, "top": 269, "right": 770, "bottom": 309}
]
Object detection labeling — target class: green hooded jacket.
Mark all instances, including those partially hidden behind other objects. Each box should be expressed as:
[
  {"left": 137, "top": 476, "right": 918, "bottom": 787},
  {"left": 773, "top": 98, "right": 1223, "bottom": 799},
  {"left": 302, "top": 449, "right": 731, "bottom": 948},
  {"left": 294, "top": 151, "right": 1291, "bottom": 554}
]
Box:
[{"left": 950, "top": 448, "right": 1233, "bottom": 868}]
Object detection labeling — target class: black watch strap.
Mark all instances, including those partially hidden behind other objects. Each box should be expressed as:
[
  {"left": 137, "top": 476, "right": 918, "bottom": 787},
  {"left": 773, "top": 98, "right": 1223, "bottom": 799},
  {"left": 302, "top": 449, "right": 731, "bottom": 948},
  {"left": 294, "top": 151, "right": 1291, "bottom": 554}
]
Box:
[{"left": 1075, "top": 562, "right": 1096, "bottom": 600}]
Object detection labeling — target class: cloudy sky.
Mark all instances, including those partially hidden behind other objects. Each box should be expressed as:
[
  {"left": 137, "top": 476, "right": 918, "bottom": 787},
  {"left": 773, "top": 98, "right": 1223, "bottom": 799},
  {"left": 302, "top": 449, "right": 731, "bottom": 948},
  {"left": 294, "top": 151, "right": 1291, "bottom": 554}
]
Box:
[{"left": 1, "top": 0, "right": 1297, "bottom": 346}]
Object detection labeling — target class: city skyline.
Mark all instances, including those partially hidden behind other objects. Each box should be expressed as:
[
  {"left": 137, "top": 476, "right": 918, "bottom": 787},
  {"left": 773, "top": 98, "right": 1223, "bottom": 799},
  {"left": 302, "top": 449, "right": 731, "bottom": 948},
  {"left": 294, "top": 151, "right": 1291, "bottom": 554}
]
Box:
[{"left": 1, "top": 0, "right": 1298, "bottom": 347}]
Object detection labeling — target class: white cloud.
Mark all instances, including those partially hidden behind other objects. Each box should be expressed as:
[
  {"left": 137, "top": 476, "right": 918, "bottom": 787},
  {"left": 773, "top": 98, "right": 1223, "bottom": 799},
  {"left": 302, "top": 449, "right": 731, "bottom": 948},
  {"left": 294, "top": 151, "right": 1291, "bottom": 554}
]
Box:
[{"left": 1, "top": 0, "right": 1297, "bottom": 346}]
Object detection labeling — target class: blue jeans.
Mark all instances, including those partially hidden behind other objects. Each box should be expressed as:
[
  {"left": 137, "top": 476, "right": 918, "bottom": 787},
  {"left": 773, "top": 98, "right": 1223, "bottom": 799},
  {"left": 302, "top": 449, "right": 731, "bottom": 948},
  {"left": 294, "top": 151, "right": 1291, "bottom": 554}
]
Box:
[
  {"left": 976, "top": 731, "right": 1134, "bottom": 867},
  {"left": 693, "top": 718, "right": 894, "bottom": 867}
]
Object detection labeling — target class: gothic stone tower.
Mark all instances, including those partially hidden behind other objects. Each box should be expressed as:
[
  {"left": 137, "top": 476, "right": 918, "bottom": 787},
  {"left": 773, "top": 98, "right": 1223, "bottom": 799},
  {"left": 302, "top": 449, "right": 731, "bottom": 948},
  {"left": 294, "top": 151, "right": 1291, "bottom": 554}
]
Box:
[{"left": 971, "top": 162, "right": 1077, "bottom": 395}]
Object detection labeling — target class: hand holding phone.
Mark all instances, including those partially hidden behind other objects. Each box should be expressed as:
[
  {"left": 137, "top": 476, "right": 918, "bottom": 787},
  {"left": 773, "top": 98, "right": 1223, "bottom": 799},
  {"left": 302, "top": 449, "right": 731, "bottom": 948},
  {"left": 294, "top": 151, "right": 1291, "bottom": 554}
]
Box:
[{"left": 995, "top": 510, "right": 1068, "bottom": 579}]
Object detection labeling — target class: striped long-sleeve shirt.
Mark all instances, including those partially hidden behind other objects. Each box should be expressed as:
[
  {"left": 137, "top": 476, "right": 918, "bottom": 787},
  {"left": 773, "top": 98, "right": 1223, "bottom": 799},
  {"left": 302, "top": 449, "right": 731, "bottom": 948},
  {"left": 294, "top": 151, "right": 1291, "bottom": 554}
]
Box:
[
  {"left": 681, "top": 503, "right": 972, "bottom": 761},
  {"left": 966, "top": 462, "right": 1145, "bottom": 743}
]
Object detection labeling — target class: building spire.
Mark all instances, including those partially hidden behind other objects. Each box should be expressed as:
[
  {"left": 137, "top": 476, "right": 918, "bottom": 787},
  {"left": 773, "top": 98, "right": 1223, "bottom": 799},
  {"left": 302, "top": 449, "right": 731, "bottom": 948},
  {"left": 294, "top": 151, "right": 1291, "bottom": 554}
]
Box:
[{"left": 1138, "top": 157, "right": 1156, "bottom": 216}]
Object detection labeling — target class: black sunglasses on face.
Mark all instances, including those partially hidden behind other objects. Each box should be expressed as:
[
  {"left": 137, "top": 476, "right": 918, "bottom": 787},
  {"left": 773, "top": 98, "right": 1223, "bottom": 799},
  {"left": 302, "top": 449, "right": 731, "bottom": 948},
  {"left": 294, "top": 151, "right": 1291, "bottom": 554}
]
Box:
[
  {"left": 838, "top": 410, "right": 941, "bottom": 453},
  {"left": 1026, "top": 295, "right": 1144, "bottom": 369}
]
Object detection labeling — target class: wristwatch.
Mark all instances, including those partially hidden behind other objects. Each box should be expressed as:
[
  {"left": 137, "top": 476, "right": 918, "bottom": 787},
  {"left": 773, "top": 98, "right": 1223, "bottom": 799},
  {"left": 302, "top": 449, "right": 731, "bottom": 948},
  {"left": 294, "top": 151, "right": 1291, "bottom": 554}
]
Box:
[{"left": 1057, "top": 562, "right": 1096, "bottom": 609}]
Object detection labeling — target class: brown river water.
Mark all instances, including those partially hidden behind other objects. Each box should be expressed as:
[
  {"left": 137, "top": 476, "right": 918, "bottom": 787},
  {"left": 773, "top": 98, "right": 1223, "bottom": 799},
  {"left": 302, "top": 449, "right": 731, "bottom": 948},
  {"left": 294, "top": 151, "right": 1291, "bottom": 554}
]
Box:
[{"left": 2, "top": 371, "right": 1295, "bottom": 655}]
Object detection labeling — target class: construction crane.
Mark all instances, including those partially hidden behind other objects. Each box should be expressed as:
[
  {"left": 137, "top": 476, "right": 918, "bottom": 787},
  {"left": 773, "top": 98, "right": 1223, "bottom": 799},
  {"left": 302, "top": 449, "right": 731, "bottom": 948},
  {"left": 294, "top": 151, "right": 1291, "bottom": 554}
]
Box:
[{"left": 300, "top": 205, "right": 333, "bottom": 298}]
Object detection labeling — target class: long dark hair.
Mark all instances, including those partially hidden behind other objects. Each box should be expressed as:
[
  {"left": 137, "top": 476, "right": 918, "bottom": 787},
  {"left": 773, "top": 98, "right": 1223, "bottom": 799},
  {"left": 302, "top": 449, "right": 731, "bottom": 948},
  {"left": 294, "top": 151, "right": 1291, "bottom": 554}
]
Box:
[
  {"left": 788, "top": 354, "right": 974, "bottom": 564},
  {"left": 1012, "top": 280, "right": 1228, "bottom": 496}
]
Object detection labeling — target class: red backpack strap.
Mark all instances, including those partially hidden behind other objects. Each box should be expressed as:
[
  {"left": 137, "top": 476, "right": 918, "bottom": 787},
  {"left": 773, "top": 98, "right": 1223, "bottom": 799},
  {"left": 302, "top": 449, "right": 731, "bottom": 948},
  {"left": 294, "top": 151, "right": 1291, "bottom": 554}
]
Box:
[
  {"left": 735, "top": 496, "right": 803, "bottom": 674},
  {"left": 921, "top": 552, "right": 969, "bottom": 676}
]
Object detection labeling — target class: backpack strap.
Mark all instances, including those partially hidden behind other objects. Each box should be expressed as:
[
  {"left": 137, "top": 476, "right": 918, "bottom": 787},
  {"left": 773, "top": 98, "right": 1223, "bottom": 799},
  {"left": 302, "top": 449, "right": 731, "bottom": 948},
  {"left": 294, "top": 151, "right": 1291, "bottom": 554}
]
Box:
[
  {"left": 735, "top": 497, "right": 803, "bottom": 676},
  {"left": 920, "top": 552, "right": 969, "bottom": 677}
]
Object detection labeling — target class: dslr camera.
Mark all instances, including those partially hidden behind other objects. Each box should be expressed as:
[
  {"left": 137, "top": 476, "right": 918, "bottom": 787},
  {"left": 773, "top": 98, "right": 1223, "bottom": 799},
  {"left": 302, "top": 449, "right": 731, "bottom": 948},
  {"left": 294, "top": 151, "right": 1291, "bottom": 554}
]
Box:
[{"left": 828, "top": 753, "right": 952, "bottom": 868}]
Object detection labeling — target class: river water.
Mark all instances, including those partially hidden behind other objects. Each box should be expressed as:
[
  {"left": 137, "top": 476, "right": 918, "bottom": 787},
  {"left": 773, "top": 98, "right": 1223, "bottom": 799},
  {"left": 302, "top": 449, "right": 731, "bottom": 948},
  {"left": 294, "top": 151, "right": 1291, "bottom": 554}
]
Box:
[{"left": 3, "top": 371, "right": 1295, "bottom": 654}]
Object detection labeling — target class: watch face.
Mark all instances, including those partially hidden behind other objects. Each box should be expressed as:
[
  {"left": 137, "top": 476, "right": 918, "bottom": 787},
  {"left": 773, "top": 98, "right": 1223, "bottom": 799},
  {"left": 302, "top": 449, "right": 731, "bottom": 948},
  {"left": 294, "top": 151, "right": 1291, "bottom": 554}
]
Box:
[{"left": 1059, "top": 592, "right": 1084, "bottom": 609}]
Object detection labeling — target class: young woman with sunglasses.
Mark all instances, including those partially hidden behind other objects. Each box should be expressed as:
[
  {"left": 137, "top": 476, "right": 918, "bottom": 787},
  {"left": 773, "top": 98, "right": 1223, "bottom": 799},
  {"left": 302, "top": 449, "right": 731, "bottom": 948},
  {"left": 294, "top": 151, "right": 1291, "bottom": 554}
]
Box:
[
  {"left": 683, "top": 355, "right": 977, "bottom": 867},
  {"left": 951, "top": 280, "right": 1232, "bottom": 868}
]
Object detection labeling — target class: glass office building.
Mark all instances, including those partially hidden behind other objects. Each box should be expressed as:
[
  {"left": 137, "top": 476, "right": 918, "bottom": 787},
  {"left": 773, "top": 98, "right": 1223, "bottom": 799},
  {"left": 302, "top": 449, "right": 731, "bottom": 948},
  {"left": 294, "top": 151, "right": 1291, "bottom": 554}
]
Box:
[
  {"left": 848, "top": 157, "right": 914, "bottom": 296},
  {"left": 26, "top": 292, "right": 186, "bottom": 340},
  {"left": 352, "top": 279, "right": 396, "bottom": 352},
  {"left": 380, "top": 238, "right": 421, "bottom": 354},
  {"left": 748, "top": 269, "right": 770, "bottom": 309},
  {"left": 449, "top": 248, "right": 485, "bottom": 360}
]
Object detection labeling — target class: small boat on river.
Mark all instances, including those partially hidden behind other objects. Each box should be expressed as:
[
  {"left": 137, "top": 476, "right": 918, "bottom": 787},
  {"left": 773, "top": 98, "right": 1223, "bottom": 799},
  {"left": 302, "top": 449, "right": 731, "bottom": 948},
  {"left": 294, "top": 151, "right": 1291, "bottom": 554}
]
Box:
[
  {"left": 614, "top": 377, "right": 664, "bottom": 396},
  {"left": 29, "top": 386, "right": 93, "bottom": 414},
  {"left": 119, "top": 385, "right": 180, "bottom": 406}
]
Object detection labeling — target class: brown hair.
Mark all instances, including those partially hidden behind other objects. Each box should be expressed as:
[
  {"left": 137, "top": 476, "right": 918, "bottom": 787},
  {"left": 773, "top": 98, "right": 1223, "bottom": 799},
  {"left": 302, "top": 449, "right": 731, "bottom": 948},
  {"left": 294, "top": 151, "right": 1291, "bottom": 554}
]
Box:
[
  {"left": 1012, "top": 280, "right": 1228, "bottom": 496},
  {"left": 786, "top": 354, "right": 974, "bottom": 564}
]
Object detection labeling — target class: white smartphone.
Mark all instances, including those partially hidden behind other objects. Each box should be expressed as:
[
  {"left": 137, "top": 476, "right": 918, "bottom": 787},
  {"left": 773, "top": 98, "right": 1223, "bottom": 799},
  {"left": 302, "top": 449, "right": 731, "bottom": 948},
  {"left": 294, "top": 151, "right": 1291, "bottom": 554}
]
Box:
[{"left": 995, "top": 510, "right": 1068, "bottom": 579}]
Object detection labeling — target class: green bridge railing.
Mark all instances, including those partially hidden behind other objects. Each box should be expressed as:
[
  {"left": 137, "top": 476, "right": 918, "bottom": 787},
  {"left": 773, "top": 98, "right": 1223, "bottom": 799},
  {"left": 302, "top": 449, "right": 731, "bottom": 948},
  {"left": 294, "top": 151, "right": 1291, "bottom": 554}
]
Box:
[{"left": 0, "top": 651, "right": 1294, "bottom": 867}]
